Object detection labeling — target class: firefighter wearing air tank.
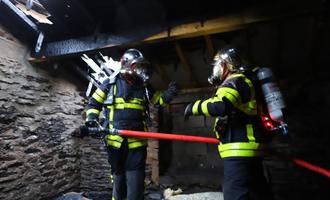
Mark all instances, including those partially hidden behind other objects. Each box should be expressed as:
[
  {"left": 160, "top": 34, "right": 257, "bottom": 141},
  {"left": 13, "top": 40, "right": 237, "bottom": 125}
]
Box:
[
  {"left": 184, "top": 46, "right": 274, "bottom": 200},
  {"left": 85, "top": 49, "right": 177, "bottom": 200}
]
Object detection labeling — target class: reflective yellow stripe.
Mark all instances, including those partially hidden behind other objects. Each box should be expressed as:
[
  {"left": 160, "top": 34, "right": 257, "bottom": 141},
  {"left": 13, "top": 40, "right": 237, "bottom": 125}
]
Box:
[
  {"left": 192, "top": 100, "right": 201, "bottom": 115},
  {"left": 151, "top": 91, "right": 161, "bottom": 104},
  {"left": 128, "top": 138, "right": 148, "bottom": 149},
  {"left": 110, "top": 174, "right": 113, "bottom": 184},
  {"left": 214, "top": 118, "right": 220, "bottom": 138},
  {"left": 95, "top": 88, "right": 106, "bottom": 98},
  {"left": 106, "top": 135, "right": 124, "bottom": 148},
  {"left": 238, "top": 100, "right": 257, "bottom": 115},
  {"left": 112, "top": 97, "right": 145, "bottom": 110},
  {"left": 246, "top": 124, "right": 255, "bottom": 142},
  {"left": 106, "top": 135, "right": 147, "bottom": 148},
  {"left": 227, "top": 73, "right": 245, "bottom": 79},
  {"left": 219, "top": 149, "right": 264, "bottom": 158},
  {"left": 252, "top": 67, "right": 260, "bottom": 72},
  {"left": 114, "top": 103, "right": 144, "bottom": 110},
  {"left": 218, "top": 142, "right": 263, "bottom": 151},
  {"left": 243, "top": 76, "right": 255, "bottom": 99},
  {"left": 114, "top": 97, "right": 144, "bottom": 105},
  {"left": 108, "top": 105, "right": 114, "bottom": 129},
  {"left": 216, "top": 87, "right": 240, "bottom": 106},
  {"left": 92, "top": 92, "right": 105, "bottom": 103},
  {"left": 218, "top": 142, "right": 265, "bottom": 158},
  {"left": 201, "top": 99, "right": 213, "bottom": 117},
  {"left": 159, "top": 97, "right": 165, "bottom": 105},
  {"left": 86, "top": 108, "right": 100, "bottom": 116},
  {"left": 237, "top": 76, "right": 257, "bottom": 115}
]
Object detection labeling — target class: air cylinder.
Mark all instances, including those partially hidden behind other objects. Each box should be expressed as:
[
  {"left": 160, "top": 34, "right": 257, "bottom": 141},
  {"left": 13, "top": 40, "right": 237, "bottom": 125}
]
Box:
[{"left": 257, "top": 67, "right": 285, "bottom": 122}]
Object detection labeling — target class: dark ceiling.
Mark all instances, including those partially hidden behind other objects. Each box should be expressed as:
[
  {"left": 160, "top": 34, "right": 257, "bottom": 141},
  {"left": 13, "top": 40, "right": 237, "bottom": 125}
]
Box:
[
  {"left": 0, "top": 0, "right": 268, "bottom": 56},
  {"left": 38, "top": 0, "right": 260, "bottom": 41},
  {"left": 0, "top": 0, "right": 326, "bottom": 59}
]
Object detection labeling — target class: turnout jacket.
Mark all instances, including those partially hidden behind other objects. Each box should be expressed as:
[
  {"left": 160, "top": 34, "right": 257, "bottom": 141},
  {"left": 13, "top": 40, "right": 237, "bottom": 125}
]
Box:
[
  {"left": 189, "top": 72, "right": 271, "bottom": 158},
  {"left": 86, "top": 75, "right": 169, "bottom": 149}
]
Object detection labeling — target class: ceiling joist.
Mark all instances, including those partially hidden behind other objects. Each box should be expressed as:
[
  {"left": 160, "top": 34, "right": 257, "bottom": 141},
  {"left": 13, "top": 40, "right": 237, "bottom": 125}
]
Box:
[
  {"left": 29, "top": 1, "right": 321, "bottom": 60},
  {"left": 204, "top": 35, "right": 215, "bottom": 57}
]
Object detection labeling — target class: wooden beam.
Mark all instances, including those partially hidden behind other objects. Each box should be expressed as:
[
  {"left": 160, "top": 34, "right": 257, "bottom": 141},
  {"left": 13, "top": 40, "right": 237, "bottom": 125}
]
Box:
[
  {"left": 28, "top": 1, "right": 321, "bottom": 61},
  {"left": 174, "top": 42, "right": 198, "bottom": 86},
  {"left": 143, "top": 3, "right": 321, "bottom": 43}
]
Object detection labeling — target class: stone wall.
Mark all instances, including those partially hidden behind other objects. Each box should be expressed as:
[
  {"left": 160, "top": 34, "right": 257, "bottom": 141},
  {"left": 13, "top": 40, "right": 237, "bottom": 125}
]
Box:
[
  {"left": 0, "top": 24, "right": 162, "bottom": 200},
  {"left": 0, "top": 25, "right": 85, "bottom": 200},
  {"left": 159, "top": 88, "right": 223, "bottom": 189}
]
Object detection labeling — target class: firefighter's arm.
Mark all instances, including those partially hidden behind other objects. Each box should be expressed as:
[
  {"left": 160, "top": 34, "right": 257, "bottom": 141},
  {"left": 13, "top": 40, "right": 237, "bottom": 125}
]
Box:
[
  {"left": 184, "top": 87, "right": 238, "bottom": 119},
  {"left": 149, "top": 81, "right": 177, "bottom": 106},
  {"left": 85, "top": 79, "right": 110, "bottom": 125}
]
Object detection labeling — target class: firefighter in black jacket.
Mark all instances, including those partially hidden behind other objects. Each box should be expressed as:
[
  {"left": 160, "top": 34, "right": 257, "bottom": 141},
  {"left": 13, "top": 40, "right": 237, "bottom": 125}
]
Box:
[
  {"left": 184, "top": 46, "right": 273, "bottom": 200},
  {"left": 85, "top": 49, "right": 177, "bottom": 200}
]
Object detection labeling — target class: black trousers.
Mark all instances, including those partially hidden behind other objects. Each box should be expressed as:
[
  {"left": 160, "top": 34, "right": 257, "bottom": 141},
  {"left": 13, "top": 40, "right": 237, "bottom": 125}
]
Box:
[
  {"left": 107, "top": 139, "right": 147, "bottom": 200},
  {"left": 223, "top": 157, "right": 273, "bottom": 200}
]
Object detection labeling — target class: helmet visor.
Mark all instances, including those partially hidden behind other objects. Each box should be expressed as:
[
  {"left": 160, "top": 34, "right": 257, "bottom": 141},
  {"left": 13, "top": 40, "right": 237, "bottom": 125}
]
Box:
[
  {"left": 131, "top": 59, "right": 151, "bottom": 82},
  {"left": 208, "top": 58, "right": 224, "bottom": 85}
]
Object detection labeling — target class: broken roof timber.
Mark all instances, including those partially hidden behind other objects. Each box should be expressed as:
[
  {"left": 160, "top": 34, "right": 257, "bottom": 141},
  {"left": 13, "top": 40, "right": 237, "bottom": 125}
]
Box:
[
  {"left": 1, "top": 0, "right": 38, "bottom": 31},
  {"left": 29, "top": 2, "right": 321, "bottom": 61}
]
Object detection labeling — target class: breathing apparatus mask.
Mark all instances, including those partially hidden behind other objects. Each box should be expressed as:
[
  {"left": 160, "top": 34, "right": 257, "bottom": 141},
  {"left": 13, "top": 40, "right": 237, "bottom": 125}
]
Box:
[
  {"left": 120, "top": 49, "right": 151, "bottom": 83},
  {"left": 208, "top": 47, "right": 248, "bottom": 85}
]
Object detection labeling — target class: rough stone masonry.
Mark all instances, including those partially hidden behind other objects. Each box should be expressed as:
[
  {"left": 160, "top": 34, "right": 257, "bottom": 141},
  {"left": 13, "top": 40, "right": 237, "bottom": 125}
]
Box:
[{"left": 0, "top": 25, "right": 87, "bottom": 200}]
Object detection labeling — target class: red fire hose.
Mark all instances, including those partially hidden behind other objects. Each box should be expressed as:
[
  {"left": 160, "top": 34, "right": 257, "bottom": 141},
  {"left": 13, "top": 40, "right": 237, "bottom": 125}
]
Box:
[
  {"left": 82, "top": 126, "right": 330, "bottom": 179},
  {"left": 293, "top": 159, "right": 330, "bottom": 178},
  {"left": 119, "top": 129, "right": 219, "bottom": 144},
  {"left": 118, "top": 129, "right": 330, "bottom": 179}
]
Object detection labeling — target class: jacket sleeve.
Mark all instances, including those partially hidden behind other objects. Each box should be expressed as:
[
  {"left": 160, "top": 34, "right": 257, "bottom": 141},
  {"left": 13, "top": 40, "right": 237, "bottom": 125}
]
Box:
[
  {"left": 190, "top": 85, "right": 239, "bottom": 117},
  {"left": 147, "top": 85, "right": 170, "bottom": 106},
  {"left": 85, "top": 79, "right": 110, "bottom": 121}
]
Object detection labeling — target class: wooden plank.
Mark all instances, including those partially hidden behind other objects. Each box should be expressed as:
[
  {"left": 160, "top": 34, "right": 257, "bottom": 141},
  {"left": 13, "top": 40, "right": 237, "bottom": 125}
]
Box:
[
  {"left": 143, "top": 3, "right": 321, "bottom": 43},
  {"left": 28, "top": 2, "right": 321, "bottom": 60},
  {"left": 204, "top": 35, "right": 215, "bottom": 57},
  {"left": 148, "top": 139, "right": 159, "bottom": 149},
  {"left": 151, "top": 160, "right": 159, "bottom": 185}
]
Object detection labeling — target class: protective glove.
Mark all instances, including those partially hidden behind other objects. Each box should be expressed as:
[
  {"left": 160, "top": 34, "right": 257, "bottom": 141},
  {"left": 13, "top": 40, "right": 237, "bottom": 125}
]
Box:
[
  {"left": 167, "top": 81, "right": 178, "bottom": 96},
  {"left": 162, "top": 81, "right": 178, "bottom": 103},
  {"left": 184, "top": 102, "right": 194, "bottom": 121},
  {"left": 85, "top": 119, "right": 98, "bottom": 128}
]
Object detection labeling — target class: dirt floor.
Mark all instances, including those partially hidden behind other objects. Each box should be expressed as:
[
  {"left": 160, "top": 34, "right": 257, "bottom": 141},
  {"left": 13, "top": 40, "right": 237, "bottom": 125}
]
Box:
[{"left": 167, "top": 192, "right": 223, "bottom": 200}]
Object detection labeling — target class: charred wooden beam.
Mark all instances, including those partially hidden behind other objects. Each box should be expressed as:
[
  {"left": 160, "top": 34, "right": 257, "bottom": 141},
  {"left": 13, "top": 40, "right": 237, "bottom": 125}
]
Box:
[
  {"left": 0, "top": 0, "right": 39, "bottom": 46},
  {"left": 144, "top": 2, "right": 321, "bottom": 42},
  {"left": 1, "top": 0, "right": 38, "bottom": 31},
  {"left": 28, "top": 1, "right": 321, "bottom": 61}
]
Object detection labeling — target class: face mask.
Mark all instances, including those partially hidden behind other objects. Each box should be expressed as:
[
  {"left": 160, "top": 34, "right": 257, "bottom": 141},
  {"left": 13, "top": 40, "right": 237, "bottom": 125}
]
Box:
[
  {"left": 208, "top": 61, "right": 223, "bottom": 85},
  {"left": 131, "top": 62, "right": 150, "bottom": 83}
]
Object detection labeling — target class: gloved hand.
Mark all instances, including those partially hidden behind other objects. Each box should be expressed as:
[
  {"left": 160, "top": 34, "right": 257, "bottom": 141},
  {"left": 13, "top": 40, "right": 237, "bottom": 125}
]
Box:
[
  {"left": 167, "top": 81, "right": 178, "bottom": 96},
  {"left": 184, "top": 102, "right": 194, "bottom": 121},
  {"left": 85, "top": 120, "right": 98, "bottom": 128},
  {"left": 72, "top": 125, "right": 90, "bottom": 138},
  {"left": 162, "top": 81, "right": 178, "bottom": 103}
]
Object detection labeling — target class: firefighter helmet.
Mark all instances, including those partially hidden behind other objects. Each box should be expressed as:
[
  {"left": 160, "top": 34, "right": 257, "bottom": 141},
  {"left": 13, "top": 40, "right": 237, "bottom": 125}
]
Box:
[
  {"left": 120, "top": 49, "right": 150, "bottom": 82},
  {"left": 208, "top": 46, "right": 248, "bottom": 85}
]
